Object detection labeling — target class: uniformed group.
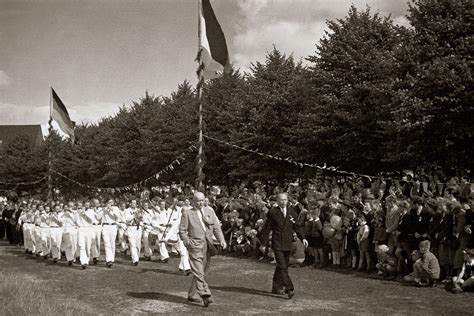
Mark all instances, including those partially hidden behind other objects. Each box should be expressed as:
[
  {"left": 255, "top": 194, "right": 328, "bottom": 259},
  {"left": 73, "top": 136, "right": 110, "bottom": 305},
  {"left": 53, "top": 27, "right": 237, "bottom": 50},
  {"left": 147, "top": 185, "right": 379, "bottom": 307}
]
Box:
[{"left": 17, "top": 197, "right": 191, "bottom": 273}]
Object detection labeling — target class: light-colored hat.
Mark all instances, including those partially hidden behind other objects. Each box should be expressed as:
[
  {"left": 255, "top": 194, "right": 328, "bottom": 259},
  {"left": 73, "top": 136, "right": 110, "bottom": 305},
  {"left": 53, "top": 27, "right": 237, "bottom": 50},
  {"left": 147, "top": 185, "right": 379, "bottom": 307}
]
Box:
[{"left": 376, "top": 244, "right": 389, "bottom": 253}]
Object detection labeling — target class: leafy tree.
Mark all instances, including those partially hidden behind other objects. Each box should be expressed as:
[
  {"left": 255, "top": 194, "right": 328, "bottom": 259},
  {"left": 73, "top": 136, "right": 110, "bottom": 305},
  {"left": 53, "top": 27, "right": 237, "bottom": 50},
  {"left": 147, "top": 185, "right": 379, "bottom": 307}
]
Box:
[
  {"left": 300, "top": 5, "right": 406, "bottom": 173},
  {"left": 390, "top": 0, "right": 473, "bottom": 172}
]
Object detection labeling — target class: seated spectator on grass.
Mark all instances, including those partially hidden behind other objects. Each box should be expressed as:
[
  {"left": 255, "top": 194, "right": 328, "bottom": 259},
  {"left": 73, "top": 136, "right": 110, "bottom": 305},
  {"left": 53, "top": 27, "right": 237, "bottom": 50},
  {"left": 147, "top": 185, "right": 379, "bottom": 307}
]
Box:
[
  {"left": 413, "top": 240, "right": 440, "bottom": 287},
  {"left": 452, "top": 248, "right": 474, "bottom": 293},
  {"left": 375, "top": 244, "right": 396, "bottom": 277}
]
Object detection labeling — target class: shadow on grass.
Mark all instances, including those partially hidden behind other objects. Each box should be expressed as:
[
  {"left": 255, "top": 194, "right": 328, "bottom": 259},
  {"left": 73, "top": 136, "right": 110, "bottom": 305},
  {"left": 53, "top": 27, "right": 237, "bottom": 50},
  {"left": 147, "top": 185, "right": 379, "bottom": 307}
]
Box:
[
  {"left": 210, "top": 285, "right": 287, "bottom": 299},
  {"left": 139, "top": 268, "right": 187, "bottom": 276},
  {"left": 126, "top": 291, "right": 196, "bottom": 306}
]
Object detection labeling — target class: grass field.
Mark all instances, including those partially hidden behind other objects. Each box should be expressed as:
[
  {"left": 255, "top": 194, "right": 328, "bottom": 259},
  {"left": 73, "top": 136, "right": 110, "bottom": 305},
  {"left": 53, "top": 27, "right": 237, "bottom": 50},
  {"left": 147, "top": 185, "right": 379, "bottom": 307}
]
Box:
[{"left": 0, "top": 240, "right": 472, "bottom": 315}]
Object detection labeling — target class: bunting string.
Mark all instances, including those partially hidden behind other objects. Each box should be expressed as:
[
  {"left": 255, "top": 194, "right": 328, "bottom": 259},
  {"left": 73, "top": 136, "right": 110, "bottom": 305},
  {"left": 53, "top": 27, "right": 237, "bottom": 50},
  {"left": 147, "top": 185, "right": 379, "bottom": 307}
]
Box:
[
  {"left": 203, "top": 134, "right": 473, "bottom": 186},
  {"left": 0, "top": 175, "right": 48, "bottom": 187},
  {"left": 51, "top": 144, "right": 197, "bottom": 192}
]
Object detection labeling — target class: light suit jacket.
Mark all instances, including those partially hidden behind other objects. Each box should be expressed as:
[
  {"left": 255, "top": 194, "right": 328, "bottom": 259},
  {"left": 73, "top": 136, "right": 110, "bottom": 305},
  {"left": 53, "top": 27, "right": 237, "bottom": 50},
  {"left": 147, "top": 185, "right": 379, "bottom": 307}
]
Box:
[{"left": 179, "top": 206, "right": 225, "bottom": 250}]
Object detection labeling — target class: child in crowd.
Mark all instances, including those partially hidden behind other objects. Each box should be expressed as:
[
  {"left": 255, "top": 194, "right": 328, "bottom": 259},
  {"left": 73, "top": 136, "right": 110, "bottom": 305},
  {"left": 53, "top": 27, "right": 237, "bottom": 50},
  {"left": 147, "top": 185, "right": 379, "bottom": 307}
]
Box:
[
  {"left": 413, "top": 240, "right": 440, "bottom": 287},
  {"left": 307, "top": 208, "right": 325, "bottom": 268},
  {"left": 452, "top": 248, "right": 474, "bottom": 293},
  {"left": 375, "top": 244, "right": 396, "bottom": 277},
  {"left": 373, "top": 215, "right": 387, "bottom": 248},
  {"left": 289, "top": 235, "right": 306, "bottom": 267},
  {"left": 357, "top": 214, "right": 371, "bottom": 272}
]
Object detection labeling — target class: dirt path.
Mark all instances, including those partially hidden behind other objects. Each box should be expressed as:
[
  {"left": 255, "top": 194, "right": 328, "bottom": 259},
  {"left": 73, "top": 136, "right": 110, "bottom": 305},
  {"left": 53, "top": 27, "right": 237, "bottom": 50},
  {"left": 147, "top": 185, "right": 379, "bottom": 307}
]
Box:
[{"left": 0, "top": 240, "right": 472, "bottom": 315}]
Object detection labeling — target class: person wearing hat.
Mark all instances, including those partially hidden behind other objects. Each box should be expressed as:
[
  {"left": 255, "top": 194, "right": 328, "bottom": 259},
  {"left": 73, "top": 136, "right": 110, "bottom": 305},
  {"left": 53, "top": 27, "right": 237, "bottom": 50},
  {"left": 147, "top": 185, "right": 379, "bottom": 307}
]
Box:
[{"left": 261, "top": 193, "right": 307, "bottom": 299}]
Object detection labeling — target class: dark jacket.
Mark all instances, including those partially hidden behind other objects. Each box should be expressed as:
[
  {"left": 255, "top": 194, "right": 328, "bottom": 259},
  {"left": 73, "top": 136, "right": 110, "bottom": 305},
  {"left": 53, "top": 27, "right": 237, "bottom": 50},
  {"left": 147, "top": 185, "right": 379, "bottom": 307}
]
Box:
[{"left": 262, "top": 206, "right": 305, "bottom": 251}]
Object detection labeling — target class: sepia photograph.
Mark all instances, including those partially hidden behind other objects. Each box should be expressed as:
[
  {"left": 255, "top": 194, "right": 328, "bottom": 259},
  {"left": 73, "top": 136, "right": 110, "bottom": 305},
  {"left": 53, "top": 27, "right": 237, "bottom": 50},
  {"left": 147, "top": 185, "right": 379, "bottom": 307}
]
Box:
[{"left": 0, "top": 0, "right": 472, "bottom": 314}]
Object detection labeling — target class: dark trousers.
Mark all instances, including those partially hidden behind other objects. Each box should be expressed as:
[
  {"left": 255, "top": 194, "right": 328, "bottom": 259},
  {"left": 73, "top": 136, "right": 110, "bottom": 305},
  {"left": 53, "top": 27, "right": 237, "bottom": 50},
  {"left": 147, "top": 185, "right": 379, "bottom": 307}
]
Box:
[
  {"left": 0, "top": 222, "right": 5, "bottom": 239},
  {"left": 272, "top": 250, "right": 294, "bottom": 292}
]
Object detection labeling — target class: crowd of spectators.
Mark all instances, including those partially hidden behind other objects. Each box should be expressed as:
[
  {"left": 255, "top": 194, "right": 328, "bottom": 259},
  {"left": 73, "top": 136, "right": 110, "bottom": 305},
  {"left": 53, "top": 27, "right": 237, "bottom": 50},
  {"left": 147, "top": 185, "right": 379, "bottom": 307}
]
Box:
[{"left": 1, "top": 172, "right": 473, "bottom": 293}]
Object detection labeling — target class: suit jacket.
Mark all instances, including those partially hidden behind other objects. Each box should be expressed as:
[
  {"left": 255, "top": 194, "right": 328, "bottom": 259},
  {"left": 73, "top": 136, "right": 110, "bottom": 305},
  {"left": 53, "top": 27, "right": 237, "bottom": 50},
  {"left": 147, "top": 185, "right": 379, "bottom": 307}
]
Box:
[
  {"left": 179, "top": 206, "right": 225, "bottom": 250},
  {"left": 261, "top": 206, "right": 305, "bottom": 252}
]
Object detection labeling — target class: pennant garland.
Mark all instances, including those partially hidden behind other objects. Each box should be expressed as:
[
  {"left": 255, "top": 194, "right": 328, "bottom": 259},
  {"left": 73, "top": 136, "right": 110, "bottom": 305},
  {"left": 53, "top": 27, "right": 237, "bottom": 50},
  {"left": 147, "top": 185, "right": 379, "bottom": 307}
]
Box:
[
  {"left": 203, "top": 134, "right": 472, "bottom": 185},
  {"left": 51, "top": 144, "right": 197, "bottom": 192},
  {"left": 0, "top": 175, "right": 48, "bottom": 187}
]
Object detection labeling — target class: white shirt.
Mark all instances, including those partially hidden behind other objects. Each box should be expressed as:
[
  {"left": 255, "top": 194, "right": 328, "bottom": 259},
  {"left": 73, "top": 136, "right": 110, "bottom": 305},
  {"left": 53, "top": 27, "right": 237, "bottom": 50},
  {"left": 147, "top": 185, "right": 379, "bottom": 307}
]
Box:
[
  {"left": 102, "top": 206, "right": 121, "bottom": 224},
  {"left": 61, "top": 211, "right": 78, "bottom": 228},
  {"left": 77, "top": 208, "right": 96, "bottom": 227}
]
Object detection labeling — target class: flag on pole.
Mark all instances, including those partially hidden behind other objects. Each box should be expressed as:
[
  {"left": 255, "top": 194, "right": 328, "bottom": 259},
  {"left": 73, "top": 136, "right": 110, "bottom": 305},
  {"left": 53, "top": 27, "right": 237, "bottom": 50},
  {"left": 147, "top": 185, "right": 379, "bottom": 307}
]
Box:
[
  {"left": 197, "top": 0, "right": 230, "bottom": 80},
  {"left": 51, "top": 87, "right": 75, "bottom": 142}
]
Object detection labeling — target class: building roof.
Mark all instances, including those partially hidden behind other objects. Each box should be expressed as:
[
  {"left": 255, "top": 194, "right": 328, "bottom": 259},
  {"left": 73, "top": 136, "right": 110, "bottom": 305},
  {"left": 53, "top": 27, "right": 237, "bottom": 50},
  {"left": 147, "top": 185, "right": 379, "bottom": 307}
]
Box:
[{"left": 0, "top": 125, "right": 44, "bottom": 149}]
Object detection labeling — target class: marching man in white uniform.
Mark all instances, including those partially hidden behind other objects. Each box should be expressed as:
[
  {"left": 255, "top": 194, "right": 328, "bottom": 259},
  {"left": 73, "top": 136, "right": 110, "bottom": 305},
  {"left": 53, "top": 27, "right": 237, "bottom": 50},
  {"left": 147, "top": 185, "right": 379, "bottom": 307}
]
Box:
[
  {"left": 38, "top": 205, "right": 51, "bottom": 259},
  {"left": 62, "top": 201, "right": 79, "bottom": 266},
  {"left": 117, "top": 201, "right": 129, "bottom": 255},
  {"left": 155, "top": 200, "right": 171, "bottom": 263},
  {"left": 77, "top": 201, "right": 97, "bottom": 269},
  {"left": 19, "top": 207, "right": 35, "bottom": 254},
  {"left": 91, "top": 199, "right": 103, "bottom": 265},
  {"left": 101, "top": 199, "right": 121, "bottom": 267},
  {"left": 125, "top": 200, "right": 142, "bottom": 265},
  {"left": 49, "top": 204, "right": 64, "bottom": 263},
  {"left": 141, "top": 201, "right": 155, "bottom": 261},
  {"left": 162, "top": 199, "right": 191, "bottom": 275}
]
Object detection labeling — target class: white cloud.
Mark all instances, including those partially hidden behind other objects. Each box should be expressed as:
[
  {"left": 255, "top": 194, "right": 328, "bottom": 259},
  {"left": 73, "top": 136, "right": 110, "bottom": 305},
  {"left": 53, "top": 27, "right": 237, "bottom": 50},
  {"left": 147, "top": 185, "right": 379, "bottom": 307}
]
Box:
[
  {"left": 0, "top": 70, "right": 12, "bottom": 88},
  {"left": 232, "top": 0, "right": 409, "bottom": 70}
]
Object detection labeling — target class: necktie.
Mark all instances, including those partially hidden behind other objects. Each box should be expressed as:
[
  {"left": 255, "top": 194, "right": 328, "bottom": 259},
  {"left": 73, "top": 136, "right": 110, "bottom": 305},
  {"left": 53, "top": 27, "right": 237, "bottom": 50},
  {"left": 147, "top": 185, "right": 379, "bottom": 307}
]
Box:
[
  {"left": 281, "top": 207, "right": 286, "bottom": 218},
  {"left": 198, "top": 209, "right": 207, "bottom": 232}
]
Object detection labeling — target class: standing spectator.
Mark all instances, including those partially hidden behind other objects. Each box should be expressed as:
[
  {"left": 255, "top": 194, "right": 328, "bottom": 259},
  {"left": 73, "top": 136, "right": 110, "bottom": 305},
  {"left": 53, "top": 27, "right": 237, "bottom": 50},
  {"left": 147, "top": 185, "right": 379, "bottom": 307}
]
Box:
[
  {"left": 356, "top": 215, "right": 371, "bottom": 272},
  {"left": 395, "top": 201, "right": 412, "bottom": 277}
]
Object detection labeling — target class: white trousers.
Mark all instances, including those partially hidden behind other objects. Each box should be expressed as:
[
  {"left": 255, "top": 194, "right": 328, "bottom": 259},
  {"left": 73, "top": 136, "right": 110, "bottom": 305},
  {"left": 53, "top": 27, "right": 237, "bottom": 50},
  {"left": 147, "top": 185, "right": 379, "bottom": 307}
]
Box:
[
  {"left": 39, "top": 227, "right": 51, "bottom": 256},
  {"left": 176, "top": 239, "right": 190, "bottom": 271},
  {"left": 49, "top": 227, "right": 63, "bottom": 260},
  {"left": 118, "top": 226, "right": 128, "bottom": 251},
  {"left": 33, "top": 226, "right": 41, "bottom": 254},
  {"left": 62, "top": 227, "right": 78, "bottom": 262},
  {"left": 91, "top": 225, "right": 102, "bottom": 259},
  {"left": 158, "top": 241, "right": 170, "bottom": 260},
  {"left": 78, "top": 226, "right": 94, "bottom": 265},
  {"left": 102, "top": 225, "right": 117, "bottom": 263},
  {"left": 127, "top": 226, "right": 142, "bottom": 263},
  {"left": 142, "top": 229, "right": 153, "bottom": 257},
  {"left": 22, "top": 224, "right": 35, "bottom": 252}
]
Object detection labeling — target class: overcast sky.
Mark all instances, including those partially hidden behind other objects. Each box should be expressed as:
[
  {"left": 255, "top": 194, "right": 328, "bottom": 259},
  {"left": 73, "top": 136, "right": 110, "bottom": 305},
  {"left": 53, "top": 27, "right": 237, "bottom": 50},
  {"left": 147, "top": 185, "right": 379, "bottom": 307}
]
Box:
[{"left": 0, "top": 0, "right": 409, "bottom": 134}]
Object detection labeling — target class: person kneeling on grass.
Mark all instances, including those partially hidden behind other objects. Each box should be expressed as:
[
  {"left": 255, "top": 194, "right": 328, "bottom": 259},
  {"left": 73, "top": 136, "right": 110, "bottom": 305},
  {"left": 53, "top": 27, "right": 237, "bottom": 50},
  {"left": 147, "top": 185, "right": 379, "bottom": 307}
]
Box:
[
  {"left": 375, "top": 244, "right": 396, "bottom": 278},
  {"left": 451, "top": 248, "right": 474, "bottom": 294},
  {"left": 413, "top": 240, "right": 440, "bottom": 287}
]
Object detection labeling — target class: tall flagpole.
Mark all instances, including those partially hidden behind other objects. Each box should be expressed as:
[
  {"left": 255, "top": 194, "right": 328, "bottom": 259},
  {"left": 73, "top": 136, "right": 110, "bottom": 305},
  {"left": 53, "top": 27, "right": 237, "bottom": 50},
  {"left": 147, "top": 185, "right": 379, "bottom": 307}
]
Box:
[
  {"left": 48, "top": 87, "right": 54, "bottom": 205},
  {"left": 196, "top": 0, "right": 204, "bottom": 191}
]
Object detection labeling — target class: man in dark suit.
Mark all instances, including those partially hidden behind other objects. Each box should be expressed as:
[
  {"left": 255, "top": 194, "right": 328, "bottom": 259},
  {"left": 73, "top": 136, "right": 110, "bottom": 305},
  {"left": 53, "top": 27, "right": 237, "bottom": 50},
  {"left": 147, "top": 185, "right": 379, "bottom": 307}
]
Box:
[{"left": 262, "top": 193, "right": 308, "bottom": 299}]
